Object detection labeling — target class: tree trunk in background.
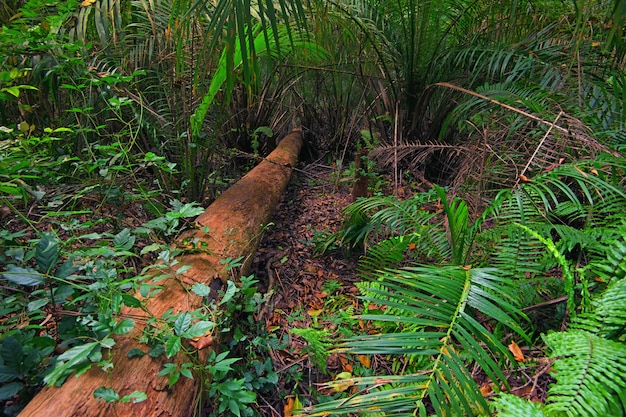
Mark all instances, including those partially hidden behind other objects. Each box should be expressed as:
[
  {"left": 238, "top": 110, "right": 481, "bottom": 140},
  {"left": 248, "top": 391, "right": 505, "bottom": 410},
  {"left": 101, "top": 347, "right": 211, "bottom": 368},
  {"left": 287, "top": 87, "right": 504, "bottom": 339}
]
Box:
[{"left": 19, "top": 128, "right": 303, "bottom": 417}]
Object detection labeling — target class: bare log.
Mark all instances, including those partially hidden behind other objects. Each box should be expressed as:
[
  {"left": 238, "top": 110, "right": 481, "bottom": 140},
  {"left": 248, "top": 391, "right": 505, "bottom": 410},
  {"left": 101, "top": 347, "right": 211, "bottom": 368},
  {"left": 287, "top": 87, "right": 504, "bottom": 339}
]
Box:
[{"left": 19, "top": 128, "right": 303, "bottom": 417}]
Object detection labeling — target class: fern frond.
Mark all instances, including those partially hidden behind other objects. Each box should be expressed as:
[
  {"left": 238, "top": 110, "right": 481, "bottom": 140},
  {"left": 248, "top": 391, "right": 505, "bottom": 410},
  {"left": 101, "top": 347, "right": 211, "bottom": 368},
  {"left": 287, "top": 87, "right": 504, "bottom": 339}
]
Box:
[
  {"left": 573, "top": 277, "right": 626, "bottom": 340},
  {"left": 303, "top": 266, "right": 527, "bottom": 416},
  {"left": 328, "top": 190, "right": 446, "bottom": 256},
  {"left": 590, "top": 224, "right": 626, "bottom": 284},
  {"left": 357, "top": 234, "right": 419, "bottom": 279},
  {"left": 491, "top": 393, "right": 547, "bottom": 417},
  {"left": 544, "top": 329, "right": 626, "bottom": 417}
]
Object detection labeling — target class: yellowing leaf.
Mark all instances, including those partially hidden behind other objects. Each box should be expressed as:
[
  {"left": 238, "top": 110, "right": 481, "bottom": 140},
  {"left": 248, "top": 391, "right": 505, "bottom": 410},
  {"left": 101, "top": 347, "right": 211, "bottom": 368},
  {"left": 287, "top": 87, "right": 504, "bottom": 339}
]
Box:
[
  {"left": 508, "top": 340, "right": 525, "bottom": 362},
  {"left": 307, "top": 309, "right": 323, "bottom": 318},
  {"left": 81, "top": 0, "right": 97, "bottom": 6},
  {"left": 329, "top": 372, "right": 354, "bottom": 393},
  {"left": 18, "top": 121, "right": 30, "bottom": 134}
]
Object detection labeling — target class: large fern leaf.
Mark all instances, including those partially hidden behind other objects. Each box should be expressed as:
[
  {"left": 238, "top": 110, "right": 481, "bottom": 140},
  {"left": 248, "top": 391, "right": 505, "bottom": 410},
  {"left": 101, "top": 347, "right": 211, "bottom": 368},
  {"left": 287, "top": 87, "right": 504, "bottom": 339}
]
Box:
[{"left": 543, "top": 329, "right": 626, "bottom": 417}]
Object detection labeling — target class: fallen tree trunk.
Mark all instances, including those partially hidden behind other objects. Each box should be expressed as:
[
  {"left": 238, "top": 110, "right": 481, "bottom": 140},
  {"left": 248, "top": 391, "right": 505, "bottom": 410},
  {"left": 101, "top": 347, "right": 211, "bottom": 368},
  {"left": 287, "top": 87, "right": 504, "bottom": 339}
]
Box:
[{"left": 19, "top": 128, "right": 303, "bottom": 417}]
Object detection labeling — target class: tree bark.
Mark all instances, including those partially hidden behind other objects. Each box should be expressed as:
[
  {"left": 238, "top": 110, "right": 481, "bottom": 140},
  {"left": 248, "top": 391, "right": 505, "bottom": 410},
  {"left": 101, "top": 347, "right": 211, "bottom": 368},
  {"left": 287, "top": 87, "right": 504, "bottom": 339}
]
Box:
[{"left": 19, "top": 128, "right": 303, "bottom": 417}]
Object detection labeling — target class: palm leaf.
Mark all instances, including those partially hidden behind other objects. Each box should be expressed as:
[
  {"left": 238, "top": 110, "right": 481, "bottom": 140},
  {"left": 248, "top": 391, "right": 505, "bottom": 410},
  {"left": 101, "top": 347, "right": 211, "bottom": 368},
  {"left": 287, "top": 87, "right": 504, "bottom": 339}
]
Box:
[{"left": 302, "top": 265, "right": 527, "bottom": 416}]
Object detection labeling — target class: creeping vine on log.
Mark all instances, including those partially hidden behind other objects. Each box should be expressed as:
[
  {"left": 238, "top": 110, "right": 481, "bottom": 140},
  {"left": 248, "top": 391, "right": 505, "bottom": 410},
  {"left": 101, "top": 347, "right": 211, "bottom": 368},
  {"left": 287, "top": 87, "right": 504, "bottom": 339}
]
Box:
[{"left": 19, "top": 128, "right": 303, "bottom": 417}]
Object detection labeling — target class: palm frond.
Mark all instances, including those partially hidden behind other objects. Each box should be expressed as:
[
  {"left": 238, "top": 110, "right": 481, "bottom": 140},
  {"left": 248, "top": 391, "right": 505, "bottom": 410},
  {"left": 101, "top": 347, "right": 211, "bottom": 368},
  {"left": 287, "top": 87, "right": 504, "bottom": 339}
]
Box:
[{"left": 302, "top": 266, "right": 527, "bottom": 416}]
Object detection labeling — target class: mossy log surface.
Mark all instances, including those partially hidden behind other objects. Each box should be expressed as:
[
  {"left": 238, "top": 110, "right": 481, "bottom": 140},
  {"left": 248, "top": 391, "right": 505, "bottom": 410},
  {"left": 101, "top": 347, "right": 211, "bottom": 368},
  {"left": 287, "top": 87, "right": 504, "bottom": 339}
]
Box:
[{"left": 19, "top": 128, "right": 303, "bottom": 417}]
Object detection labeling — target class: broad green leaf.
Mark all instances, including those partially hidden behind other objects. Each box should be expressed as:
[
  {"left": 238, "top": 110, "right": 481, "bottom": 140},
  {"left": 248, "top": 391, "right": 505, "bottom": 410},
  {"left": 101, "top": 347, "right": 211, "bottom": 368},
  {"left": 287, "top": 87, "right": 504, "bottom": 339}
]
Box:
[
  {"left": 113, "top": 228, "right": 135, "bottom": 251},
  {"left": 35, "top": 234, "right": 59, "bottom": 273},
  {"left": 140, "top": 243, "right": 162, "bottom": 254},
  {"left": 148, "top": 344, "right": 164, "bottom": 358},
  {"left": 2, "top": 265, "right": 44, "bottom": 286},
  {"left": 122, "top": 293, "right": 142, "bottom": 308},
  {"left": 219, "top": 280, "right": 238, "bottom": 306},
  {"left": 27, "top": 298, "right": 49, "bottom": 312},
  {"left": 44, "top": 342, "right": 100, "bottom": 386},
  {"left": 157, "top": 363, "right": 177, "bottom": 377},
  {"left": 93, "top": 386, "right": 119, "bottom": 402},
  {"left": 167, "top": 202, "right": 204, "bottom": 218},
  {"left": 174, "top": 312, "right": 191, "bottom": 335},
  {"left": 0, "top": 365, "right": 18, "bottom": 383},
  {"left": 114, "top": 318, "right": 135, "bottom": 335},
  {"left": 121, "top": 390, "right": 147, "bottom": 403},
  {"left": 5, "top": 86, "right": 20, "bottom": 97},
  {"left": 55, "top": 259, "right": 77, "bottom": 279},
  {"left": 181, "top": 321, "right": 215, "bottom": 339},
  {"left": 165, "top": 336, "right": 182, "bottom": 358},
  {"left": 180, "top": 366, "right": 194, "bottom": 380},
  {"left": 0, "top": 381, "right": 23, "bottom": 401},
  {"left": 168, "top": 371, "right": 180, "bottom": 388},
  {"left": 127, "top": 348, "right": 145, "bottom": 359},
  {"left": 191, "top": 282, "right": 212, "bottom": 297}
]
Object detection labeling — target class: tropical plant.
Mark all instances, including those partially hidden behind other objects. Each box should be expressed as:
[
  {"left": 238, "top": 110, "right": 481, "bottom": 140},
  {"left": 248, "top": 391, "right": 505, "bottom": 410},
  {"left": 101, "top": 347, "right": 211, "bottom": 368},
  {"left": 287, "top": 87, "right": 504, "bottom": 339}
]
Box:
[
  {"left": 492, "top": 231, "right": 626, "bottom": 416},
  {"left": 306, "top": 154, "right": 626, "bottom": 415}
]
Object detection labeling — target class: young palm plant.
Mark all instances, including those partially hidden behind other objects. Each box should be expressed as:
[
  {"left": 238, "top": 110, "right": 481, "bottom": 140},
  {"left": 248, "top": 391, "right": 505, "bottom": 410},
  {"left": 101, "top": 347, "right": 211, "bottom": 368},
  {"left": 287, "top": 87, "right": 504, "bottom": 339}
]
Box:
[{"left": 306, "top": 154, "right": 626, "bottom": 416}]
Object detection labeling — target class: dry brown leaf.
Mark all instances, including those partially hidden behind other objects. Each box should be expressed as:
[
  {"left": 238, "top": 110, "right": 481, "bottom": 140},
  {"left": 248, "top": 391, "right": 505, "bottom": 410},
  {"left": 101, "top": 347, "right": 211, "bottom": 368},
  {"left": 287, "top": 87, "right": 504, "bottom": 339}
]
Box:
[
  {"left": 508, "top": 340, "right": 525, "bottom": 362},
  {"left": 190, "top": 335, "right": 214, "bottom": 350}
]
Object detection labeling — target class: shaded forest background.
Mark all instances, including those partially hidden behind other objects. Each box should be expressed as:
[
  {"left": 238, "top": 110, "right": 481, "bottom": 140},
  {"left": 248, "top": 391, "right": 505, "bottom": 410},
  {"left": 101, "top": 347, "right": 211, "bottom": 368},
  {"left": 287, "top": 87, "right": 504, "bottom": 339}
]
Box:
[{"left": 1, "top": 0, "right": 626, "bottom": 416}]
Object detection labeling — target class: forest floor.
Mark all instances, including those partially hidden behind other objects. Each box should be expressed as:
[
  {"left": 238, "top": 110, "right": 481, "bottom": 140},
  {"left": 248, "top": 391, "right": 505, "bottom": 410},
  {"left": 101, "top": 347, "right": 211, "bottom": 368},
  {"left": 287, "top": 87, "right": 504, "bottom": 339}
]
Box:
[
  {"left": 250, "top": 162, "right": 364, "bottom": 415},
  {"left": 2, "top": 158, "right": 554, "bottom": 416},
  {"left": 249, "top": 162, "right": 553, "bottom": 416}
]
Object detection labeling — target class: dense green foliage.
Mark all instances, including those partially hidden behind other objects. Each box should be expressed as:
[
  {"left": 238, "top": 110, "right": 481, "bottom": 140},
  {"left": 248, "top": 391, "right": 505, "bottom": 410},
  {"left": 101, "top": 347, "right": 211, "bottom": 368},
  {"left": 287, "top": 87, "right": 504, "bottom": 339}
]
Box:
[{"left": 1, "top": 0, "right": 626, "bottom": 416}]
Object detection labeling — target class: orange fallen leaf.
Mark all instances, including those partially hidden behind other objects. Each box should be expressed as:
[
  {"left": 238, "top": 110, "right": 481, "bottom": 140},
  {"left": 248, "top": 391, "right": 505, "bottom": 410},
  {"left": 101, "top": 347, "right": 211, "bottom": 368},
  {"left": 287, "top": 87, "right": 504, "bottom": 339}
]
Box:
[
  {"left": 284, "top": 397, "right": 294, "bottom": 417},
  {"left": 407, "top": 242, "right": 417, "bottom": 250},
  {"left": 479, "top": 383, "right": 493, "bottom": 397},
  {"left": 339, "top": 354, "right": 352, "bottom": 372},
  {"left": 81, "top": 0, "right": 96, "bottom": 6},
  {"left": 508, "top": 340, "right": 525, "bottom": 362},
  {"left": 518, "top": 174, "right": 532, "bottom": 183},
  {"left": 357, "top": 355, "right": 371, "bottom": 368}
]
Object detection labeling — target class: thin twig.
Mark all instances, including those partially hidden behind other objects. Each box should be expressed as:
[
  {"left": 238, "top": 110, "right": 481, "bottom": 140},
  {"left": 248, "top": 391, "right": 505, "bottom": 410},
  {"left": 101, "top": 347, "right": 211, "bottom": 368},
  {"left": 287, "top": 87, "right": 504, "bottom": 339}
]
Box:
[
  {"left": 522, "top": 295, "right": 568, "bottom": 311},
  {"left": 514, "top": 111, "right": 564, "bottom": 187}
]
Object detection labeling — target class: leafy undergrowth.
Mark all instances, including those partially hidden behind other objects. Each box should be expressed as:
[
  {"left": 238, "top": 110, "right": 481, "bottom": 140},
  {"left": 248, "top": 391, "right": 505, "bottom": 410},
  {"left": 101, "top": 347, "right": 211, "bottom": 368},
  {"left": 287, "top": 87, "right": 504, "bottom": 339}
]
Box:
[
  {"left": 2, "top": 156, "right": 622, "bottom": 417},
  {"left": 250, "top": 164, "right": 559, "bottom": 417}
]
